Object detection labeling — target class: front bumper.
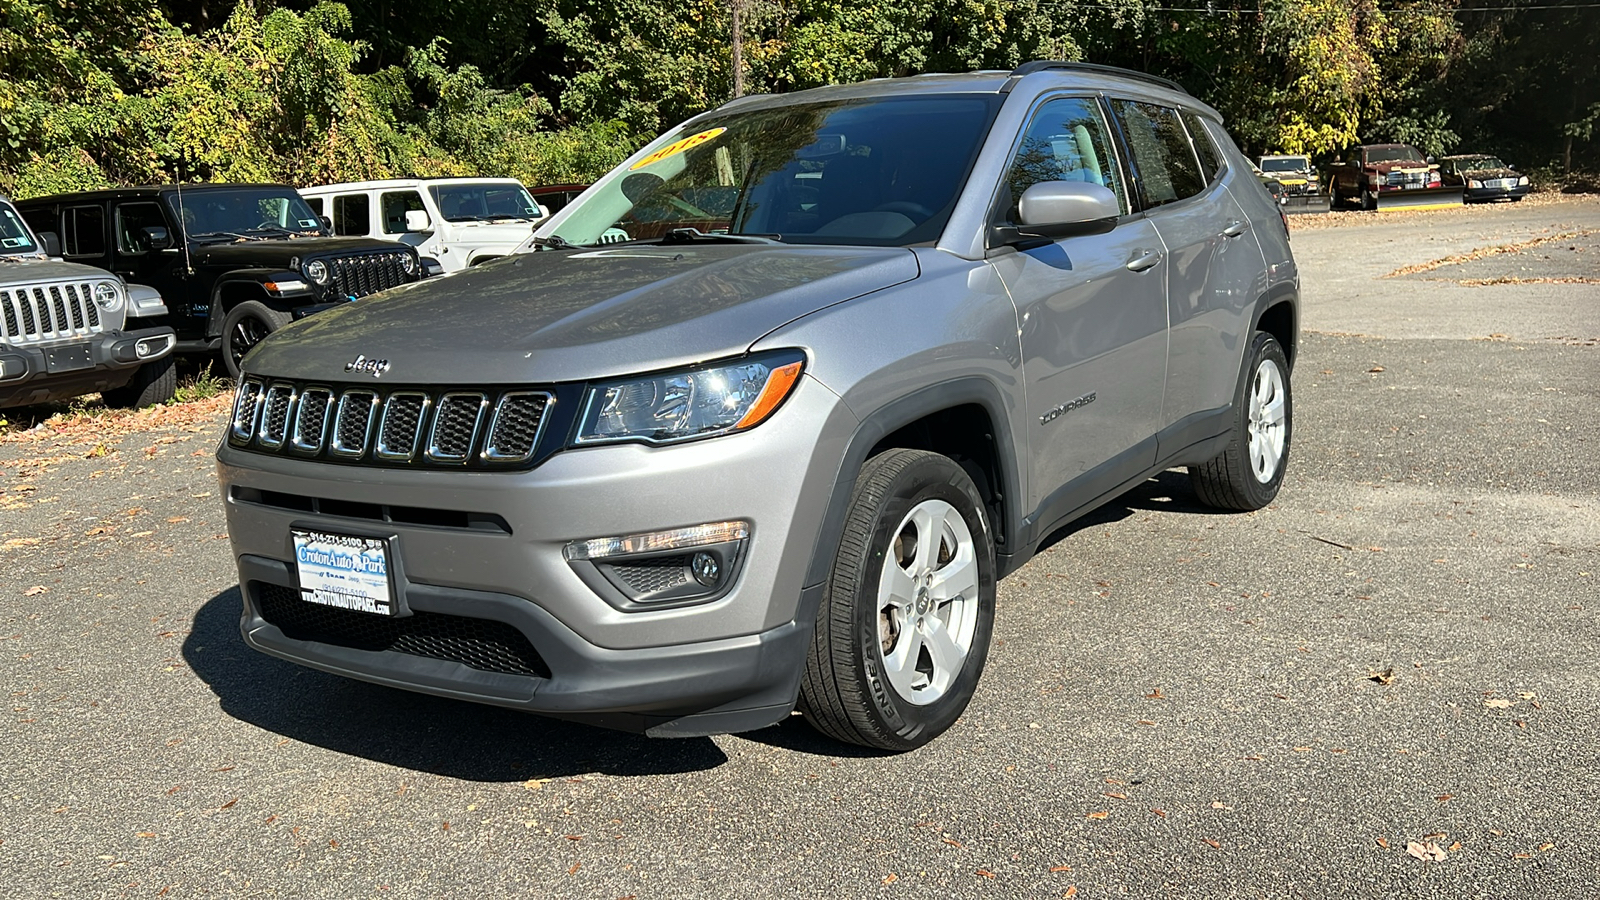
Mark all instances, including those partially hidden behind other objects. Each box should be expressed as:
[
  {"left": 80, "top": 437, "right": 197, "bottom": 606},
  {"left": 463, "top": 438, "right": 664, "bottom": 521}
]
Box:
[
  {"left": 1464, "top": 183, "right": 1531, "bottom": 202},
  {"left": 216, "top": 374, "right": 856, "bottom": 734},
  {"left": 0, "top": 326, "right": 176, "bottom": 409}
]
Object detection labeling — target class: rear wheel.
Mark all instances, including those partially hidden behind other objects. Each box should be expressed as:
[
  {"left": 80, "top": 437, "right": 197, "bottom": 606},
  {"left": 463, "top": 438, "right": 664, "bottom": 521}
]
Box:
[
  {"left": 221, "top": 300, "right": 291, "bottom": 379},
  {"left": 798, "top": 449, "right": 996, "bottom": 751},
  {"left": 101, "top": 356, "right": 176, "bottom": 409},
  {"left": 1190, "top": 331, "right": 1292, "bottom": 510}
]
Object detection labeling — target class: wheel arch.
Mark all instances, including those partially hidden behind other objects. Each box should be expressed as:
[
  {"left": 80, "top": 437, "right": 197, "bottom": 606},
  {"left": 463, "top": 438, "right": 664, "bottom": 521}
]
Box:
[
  {"left": 204, "top": 274, "right": 287, "bottom": 338},
  {"left": 803, "top": 377, "right": 1024, "bottom": 591},
  {"left": 1253, "top": 288, "right": 1298, "bottom": 370}
]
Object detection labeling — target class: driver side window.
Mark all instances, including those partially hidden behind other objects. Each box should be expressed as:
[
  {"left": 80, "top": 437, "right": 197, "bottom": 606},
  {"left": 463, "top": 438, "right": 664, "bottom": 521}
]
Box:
[
  {"left": 115, "top": 202, "right": 169, "bottom": 255},
  {"left": 998, "top": 97, "right": 1128, "bottom": 226}
]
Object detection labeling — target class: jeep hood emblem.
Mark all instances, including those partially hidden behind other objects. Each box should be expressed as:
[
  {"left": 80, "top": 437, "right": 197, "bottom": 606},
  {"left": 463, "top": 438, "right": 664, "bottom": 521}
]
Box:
[{"left": 345, "top": 354, "right": 390, "bottom": 377}]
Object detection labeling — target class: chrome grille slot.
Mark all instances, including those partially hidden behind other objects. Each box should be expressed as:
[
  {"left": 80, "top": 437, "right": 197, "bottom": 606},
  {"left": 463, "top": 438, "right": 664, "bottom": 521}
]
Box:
[
  {"left": 331, "top": 390, "right": 378, "bottom": 457},
  {"left": 257, "top": 383, "right": 297, "bottom": 449},
  {"left": 427, "top": 393, "right": 487, "bottom": 462},
  {"left": 230, "top": 380, "right": 265, "bottom": 442},
  {"left": 376, "top": 392, "right": 428, "bottom": 461},
  {"left": 291, "top": 387, "right": 334, "bottom": 452},
  {"left": 484, "top": 392, "right": 552, "bottom": 462}
]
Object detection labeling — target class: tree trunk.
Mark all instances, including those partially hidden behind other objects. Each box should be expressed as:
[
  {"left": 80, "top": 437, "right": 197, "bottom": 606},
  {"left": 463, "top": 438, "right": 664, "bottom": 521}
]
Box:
[{"left": 731, "top": 0, "right": 745, "bottom": 99}]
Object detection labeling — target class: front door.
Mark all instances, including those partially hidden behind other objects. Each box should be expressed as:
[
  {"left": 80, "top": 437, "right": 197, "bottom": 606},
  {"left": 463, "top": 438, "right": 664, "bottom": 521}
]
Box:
[
  {"left": 112, "top": 199, "right": 193, "bottom": 330},
  {"left": 987, "top": 95, "right": 1170, "bottom": 523}
]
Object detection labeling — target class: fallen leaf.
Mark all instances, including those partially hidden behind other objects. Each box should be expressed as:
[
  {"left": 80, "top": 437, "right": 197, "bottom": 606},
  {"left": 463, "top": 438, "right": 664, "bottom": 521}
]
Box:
[
  {"left": 1407, "top": 841, "right": 1447, "bottom": 861},
  {"left": 1369, "top": 668, "right": 1395, "bottom": 685},
  {"left": 218, "top": 798, "right": 238, "bottom": 810},
  {"left": 568, "top": 863, "right": 581, "bottom": 875},
  {"left": 1201, "top": 838, "right": 1221, "bottom": 849},
  {"left": 1449, "top": 841, "right": 1462, "bottom": 852},
  {"left": 1485, "top": 698, "right": 1513, "bottom": 709},
  {"left": 1103, "top": 792, "right": 1127, "bottom": 800},
  {"left": 881, "top": 874, "right": 898, "bottom": 885},
  {"left": 1064, "top": 888, "right": 1078, "bottom": 898},
  {"left": 975, "top": 869, "right": 996, "bottom": 878},
  {"left": 1436, "top": 794, "right": 1453, "bottom": 803},
  {"left": 1150, "top": 808, "right": 1166, "bottom": 818},
  {"left": 1086, "top": 811, "right": 1108, "bottom": 820},
  {"left": 442, "top": 822, "right": 451, "bottom": 831},
  {"left": 23, "top": 585, "right": 47, "bottom": 596},
  {"left": 564, "top": 834, "right": 583, "bottom": 841},
  {"left": 1049, "top": 865, "right": 1073, "bottom": 873},
  {"left": 136, "top": 832, "right": 156, "bottom": 838},
  {"left": 1538, "top": 842, "right": 1554, "bottom": 852},
  {"left": 1146, "top": 688, "right": 1165, "bottom": 699},
  {"left": 1376, "top": 837, "right": 1389, "bottom": 849},
  {"left": 1368, "top": 366, "right": 1385, "bottom": 373}
]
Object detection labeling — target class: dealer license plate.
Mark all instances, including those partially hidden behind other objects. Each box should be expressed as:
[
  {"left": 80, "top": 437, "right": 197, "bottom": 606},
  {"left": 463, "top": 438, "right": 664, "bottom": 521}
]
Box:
[{"left": 292, "top": 529, "right": 397, "bottom": 616}]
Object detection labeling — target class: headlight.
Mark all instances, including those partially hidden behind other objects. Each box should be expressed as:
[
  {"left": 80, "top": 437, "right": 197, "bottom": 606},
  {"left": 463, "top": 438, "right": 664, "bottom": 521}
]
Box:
[
  {"left": 1518, "top": 175, "right": 1530, "bottom": 185},
  {"left": 400, "top": 253, "right": 417, "bottom": 275},
  {"left": 1468, "top": 180, "right": 1482, "bottom": 189},
  {"left": 304, "top": 260, "right": 329, "bottom": 285},
  {"left": 92, "top": 281, "right": 121, "bottom": 311},
  {"left": 576, "top": 353, "right": 805, "bottom": 445}
]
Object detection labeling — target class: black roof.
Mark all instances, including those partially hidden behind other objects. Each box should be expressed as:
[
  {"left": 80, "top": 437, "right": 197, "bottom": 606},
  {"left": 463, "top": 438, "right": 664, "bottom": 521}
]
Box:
[{"left": 16, "top": 183, "right": 298, "bottom": 206}]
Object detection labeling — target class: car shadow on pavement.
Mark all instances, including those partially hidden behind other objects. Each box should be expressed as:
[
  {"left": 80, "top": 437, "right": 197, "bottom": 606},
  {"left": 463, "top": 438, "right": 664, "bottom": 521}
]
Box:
[
  {"left": 184, "top": 588, "right": 729, "bottom": 781},
  {"left": 1034, "top": 469, "right": 1232, "bottom": 555}
]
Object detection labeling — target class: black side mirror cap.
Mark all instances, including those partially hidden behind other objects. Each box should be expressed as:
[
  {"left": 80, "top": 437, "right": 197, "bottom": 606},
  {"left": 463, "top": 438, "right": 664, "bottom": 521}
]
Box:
[
  {"left": 38, "top": 231, "right": 61, "bottom": 256},
  {"left": 141, "top": 225, "right": 173, "bottom": 251}
]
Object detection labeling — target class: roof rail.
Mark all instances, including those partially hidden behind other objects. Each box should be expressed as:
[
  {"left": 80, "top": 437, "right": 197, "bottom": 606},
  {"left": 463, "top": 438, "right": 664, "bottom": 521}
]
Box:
[{"left": 1007, "top": 61, "right": 1188, "bottom": 96}]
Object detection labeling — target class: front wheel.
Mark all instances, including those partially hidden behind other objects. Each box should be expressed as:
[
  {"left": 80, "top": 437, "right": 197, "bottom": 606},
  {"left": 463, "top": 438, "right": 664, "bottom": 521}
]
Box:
[
  {"left": 101, "top": 356, "right": 176, "bottom": 409},
  {"left": 798, "top": 449, "right": 996, "bottom": 751},
  {"left": 1189, "top": 331, "right": 1292, "bottom": 510},
  {"left": 221, "top": 300, "right": 291, "bottom": 379}
]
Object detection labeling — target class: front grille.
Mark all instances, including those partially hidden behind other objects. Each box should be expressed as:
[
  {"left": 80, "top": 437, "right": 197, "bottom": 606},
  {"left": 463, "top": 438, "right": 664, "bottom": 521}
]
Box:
[
  {"left": 231, "top": 379, "right": 553, "bottom": 468},
  {"left": 1386, "top": 170, "right": 1428, "bottom": 187},
  {"left": 323, "top": 251, "right": 413, "bottom": 298},
  {"left": 0, "top": 281, "right": 105, "bottom": 344},
  {"left": 256, "top": 583, "right": 550, "bottom": 678}
]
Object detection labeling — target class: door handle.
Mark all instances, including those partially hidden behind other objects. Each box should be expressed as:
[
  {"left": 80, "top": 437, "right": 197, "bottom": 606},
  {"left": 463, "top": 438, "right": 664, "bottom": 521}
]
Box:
[
  {"left": 1125, "top": 250, "right": 1162, "bottom": 273},
  {"left": 1222, "top": 220, "right": 1250, "bottom": 238}
]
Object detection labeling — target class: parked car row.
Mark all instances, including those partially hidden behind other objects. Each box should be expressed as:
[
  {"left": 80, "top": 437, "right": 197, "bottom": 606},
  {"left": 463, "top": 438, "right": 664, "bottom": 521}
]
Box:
[{"left": 1248, "top": 143, "right": 1531, "bottom": 215}]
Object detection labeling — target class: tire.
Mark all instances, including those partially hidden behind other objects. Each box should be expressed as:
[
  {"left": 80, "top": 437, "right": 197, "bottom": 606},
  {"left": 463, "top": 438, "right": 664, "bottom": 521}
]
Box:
[
  {"left": 798, "top": 449, "right": 996, "bottom": 751},
  {"left": 1189, "top": 331, "right": 1292, "bottom": 511},
  {"left": 1360, "top": 184, "right": 1376, "bottom": 211},
  {"left": 101, "top": 355, "right": 177, "bottom": 409},
  {"left": 222, "top": 300, "right": 292, "bottom": 379}
]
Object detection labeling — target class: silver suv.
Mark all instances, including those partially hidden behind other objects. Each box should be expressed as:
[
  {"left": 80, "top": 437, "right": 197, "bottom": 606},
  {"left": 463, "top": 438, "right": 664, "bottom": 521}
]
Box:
[{"left": 218, "top": 62, "right": 1298, "bottom": 751}]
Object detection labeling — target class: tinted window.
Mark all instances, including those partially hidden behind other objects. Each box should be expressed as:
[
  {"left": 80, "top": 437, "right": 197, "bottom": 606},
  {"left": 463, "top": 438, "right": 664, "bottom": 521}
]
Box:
[
  {"left": 64, "top": 206, "right": 107, "bottom": 257},
  {"left": 381, "top": 191, "right": 427, "bottom": 233},
  {"left": 1181, "top": 111, "right": 1224, "bottom": 182},
  {"left": 303, "top": 196, "right": 324, "bottom": 215},
  {"left": 1112, "top": 100, "right": 1204, "bottom": 208},
  {"left": 0, "top": 202, "right": 38, "bottom": 255},
  {"left": 115, "top": 202, "right": 169, "bottom": 254},
  {"left": 997, "top": 96, "right": 1128, "bottom": 224},
  {"left": 333, "top": 194, "right": 371, "bottom": 236}
]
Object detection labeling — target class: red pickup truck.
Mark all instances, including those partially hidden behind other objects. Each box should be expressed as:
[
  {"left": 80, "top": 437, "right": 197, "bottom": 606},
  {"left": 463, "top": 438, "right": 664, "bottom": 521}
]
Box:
[{"left": 1326, "top": 144, "right": 1462, "bottom": 211}]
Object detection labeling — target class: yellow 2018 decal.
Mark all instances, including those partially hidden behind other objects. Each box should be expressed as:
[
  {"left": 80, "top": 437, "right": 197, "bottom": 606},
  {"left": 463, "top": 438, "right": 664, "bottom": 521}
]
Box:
[{"left": 629, "top": 127, "right": 726, "bottom": 170}]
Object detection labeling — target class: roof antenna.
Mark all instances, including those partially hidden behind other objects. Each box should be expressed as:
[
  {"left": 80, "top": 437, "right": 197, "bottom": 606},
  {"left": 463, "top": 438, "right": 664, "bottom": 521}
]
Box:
[{"left": 174, "top": 152, "right": 194, "bottom": 275}]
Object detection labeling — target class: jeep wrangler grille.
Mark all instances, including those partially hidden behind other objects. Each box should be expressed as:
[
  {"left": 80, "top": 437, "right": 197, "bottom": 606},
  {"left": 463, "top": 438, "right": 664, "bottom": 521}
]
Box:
[
  {"left": 231, "top": 378, "right": 553, "bottom": 468},
  {"left": 324, "top": 251, "right": 412, "bottom": 298},
  {"left": 0, "top": 282, "right": 104, "bottom": 344}
]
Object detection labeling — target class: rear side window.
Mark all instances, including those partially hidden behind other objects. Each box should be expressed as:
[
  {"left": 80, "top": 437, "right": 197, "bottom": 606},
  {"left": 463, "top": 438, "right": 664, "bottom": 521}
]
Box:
[
  {"left": 332, "top": 194, "right": 371, "bottom": 236},
  {"left": 997, "top": 96, "right": 1129, "bottom": 224},
  {"left": 303, "top": 196, "right": 324, "bottom": 216},
  {"left": 1181, "top": 111, "right": 1224, "bottom": 182},
  {"left": 380, "top": 191, "right": 426, "bottom": 234},
  {"left": 1111, "top": 100, "right": 1204, "bottom": 208},
  {"left": 64, "top": 206, "right": 107, "bottom": 257}
]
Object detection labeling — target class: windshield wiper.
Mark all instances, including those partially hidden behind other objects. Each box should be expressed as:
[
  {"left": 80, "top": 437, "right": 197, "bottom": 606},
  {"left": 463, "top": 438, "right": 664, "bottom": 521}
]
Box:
[
  {"left": 659, "top": 228, "right": 782, "bottom": 245},
  {"left": 190, "top": 231, "right": 258, "bottom": 242},
  {"left": 526, "top": 234, "right": 584, "bottom": 251}
]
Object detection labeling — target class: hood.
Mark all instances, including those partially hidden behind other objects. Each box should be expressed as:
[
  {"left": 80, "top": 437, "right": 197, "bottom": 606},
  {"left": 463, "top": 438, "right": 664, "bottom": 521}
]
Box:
[
  {"left": 443, "top": 220, "right": 538, "bottom": 243},
  {"left": 243, "top": 244, "right": 919, "bottom": 384},
  {"left": 192, "top": 236, "right": 411, "bottom": 270},
  {"left": 1462, "top": 168, "right": 1519, "bottom": 180},
  {"left": 0, "top": 255, "right": 120, "bottom": 285},
  {"left": 1369, "top": 160, "right": 1432, "bottom": 173}
]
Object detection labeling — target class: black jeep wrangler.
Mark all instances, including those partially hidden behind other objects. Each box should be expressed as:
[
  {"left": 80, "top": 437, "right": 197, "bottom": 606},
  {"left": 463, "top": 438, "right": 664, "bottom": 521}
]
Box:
[{"left": 17, "top": 184, "right": 424, "bottom": 377}]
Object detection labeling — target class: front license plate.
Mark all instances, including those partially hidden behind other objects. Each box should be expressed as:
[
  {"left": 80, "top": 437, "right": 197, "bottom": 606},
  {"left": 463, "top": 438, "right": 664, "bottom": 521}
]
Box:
[
  {"left": 292, "top": 529, "right": 396, "bottom": 616},
  {"left": 43, "top": 345, "right": 93, "bottom": 374}
]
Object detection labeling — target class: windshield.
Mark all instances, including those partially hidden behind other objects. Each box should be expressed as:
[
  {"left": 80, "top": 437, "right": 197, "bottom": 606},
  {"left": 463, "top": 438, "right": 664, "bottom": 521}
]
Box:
[
  {"left": 1459, "top": 156, "right": 1507, "bottom": 171},
  {"left": 548, "top": 94, "right": 1000, "bottom": 248},
  {"left": 167, "top": 187, "right": 327, "bottom": 239},
  {"left": 0, "top": 202, "right": 39, "bottom": 255},
  {"left": 1260, "top": 157, "right": 1308, "bottom": 173},
  {"left": 429, "top": 183, "right": 541, "bottom": 222},
  {"left": 1366, "top": 146, "right": 1425, "bottom": 164}
]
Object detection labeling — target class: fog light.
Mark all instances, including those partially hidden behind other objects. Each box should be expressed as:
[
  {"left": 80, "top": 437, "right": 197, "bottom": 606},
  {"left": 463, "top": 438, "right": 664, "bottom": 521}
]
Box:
[{"left": 691, "top": 551, "right": 721, "bottom": 587}]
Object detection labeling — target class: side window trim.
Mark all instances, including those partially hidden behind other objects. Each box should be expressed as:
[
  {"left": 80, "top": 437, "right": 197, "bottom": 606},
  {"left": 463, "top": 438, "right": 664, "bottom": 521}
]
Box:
[
  {"left": 983, "top": 90, "right": 1135, "bottom": 235},
  {"left": 1180, "top": 110, "right": 1228, "bottom": 186},
  {"left": 1108, "top": 97, "right": 1208, "bottom": 213},
  {"left": 63, "top": 204, "right": 109, "bottom": 258}
]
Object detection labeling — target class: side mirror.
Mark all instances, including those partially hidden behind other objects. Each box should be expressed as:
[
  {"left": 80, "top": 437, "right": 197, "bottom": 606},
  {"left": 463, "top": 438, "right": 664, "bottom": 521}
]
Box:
[
  {"left": 141, "top": 225, "right": 173, "bottom": 251},
  {"left": 38, "top": 231, "right": 62, "bottom": 256},
  {"left": 1426, "top": 156, "right": 1435, "bottom": 164},
  {"left": 319, "top": 215, "right": 333, "bottom": 231},
  {"left": 404, "top": 209, "right": 432, "bottom": 232},
  {"left": 1006, "top": 181, "right": 1121, "bottom": 240}
]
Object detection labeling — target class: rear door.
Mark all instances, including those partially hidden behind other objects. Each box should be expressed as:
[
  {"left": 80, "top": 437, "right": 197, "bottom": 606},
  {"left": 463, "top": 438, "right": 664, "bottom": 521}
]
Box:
[{"left": 987, "top": 94, "right": 1169, "bottom": 517}]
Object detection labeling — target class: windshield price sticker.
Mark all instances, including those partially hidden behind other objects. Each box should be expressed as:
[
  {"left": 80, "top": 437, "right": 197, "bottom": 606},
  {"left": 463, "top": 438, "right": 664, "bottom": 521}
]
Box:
[
  {"left": 630, "top": 127, "right": 727, "bottom": 170},
  {"left": 292, "top": 529, "right": 396, "bottom": 616}
]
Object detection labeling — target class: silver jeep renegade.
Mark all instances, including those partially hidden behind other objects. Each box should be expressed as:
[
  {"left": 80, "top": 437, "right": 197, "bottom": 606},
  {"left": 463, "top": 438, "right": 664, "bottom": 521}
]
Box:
[{"left": 218, "top": 62, "right": 1298, "bottom": 750}]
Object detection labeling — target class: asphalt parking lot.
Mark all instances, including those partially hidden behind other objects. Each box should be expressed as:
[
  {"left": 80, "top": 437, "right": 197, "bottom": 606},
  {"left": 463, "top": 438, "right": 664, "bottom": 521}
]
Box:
[{"left": 3, "top": 196, "right": 1597, "bottom": 899}]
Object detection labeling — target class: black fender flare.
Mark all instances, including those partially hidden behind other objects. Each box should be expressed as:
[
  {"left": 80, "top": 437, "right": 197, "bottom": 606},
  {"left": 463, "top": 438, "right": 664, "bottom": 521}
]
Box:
[
  {"left": 204, "top": 270, "right": 302, "bottom": 338},
  {"left": 801, "top": 376, "right": 1025, "bottom": 597}
]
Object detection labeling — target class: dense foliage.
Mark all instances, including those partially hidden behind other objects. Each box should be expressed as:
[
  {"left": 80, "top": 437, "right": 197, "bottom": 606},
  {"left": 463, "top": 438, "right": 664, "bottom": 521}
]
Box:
[{"left": 1, "top": 0, "right": 1594, "bottom": 198}]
